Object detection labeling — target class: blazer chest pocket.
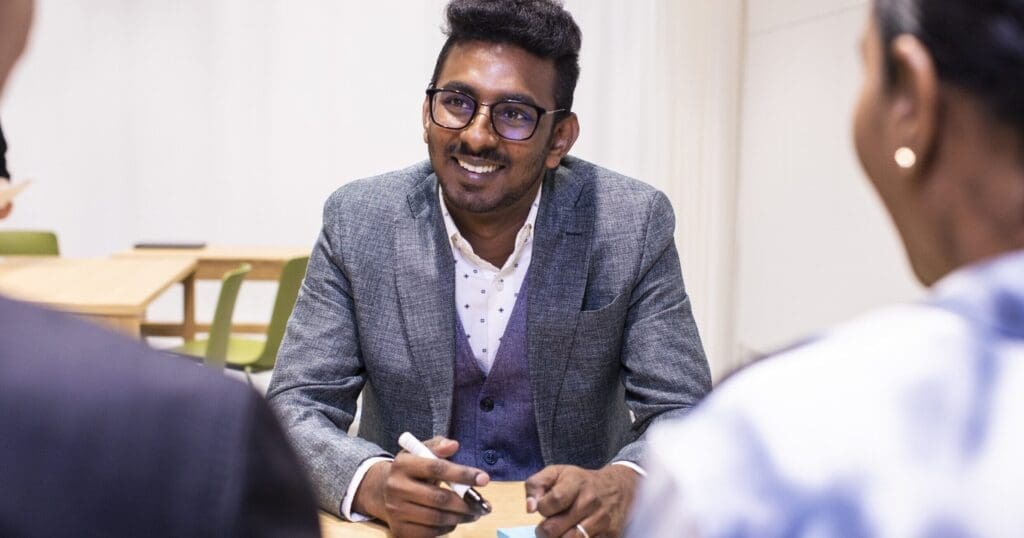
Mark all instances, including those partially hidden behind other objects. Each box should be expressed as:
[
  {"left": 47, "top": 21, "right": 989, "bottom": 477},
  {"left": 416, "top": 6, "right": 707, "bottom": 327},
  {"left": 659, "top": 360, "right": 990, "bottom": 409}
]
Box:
[{"left": 575, "top": 291, "right": 629, "bottom": 353}]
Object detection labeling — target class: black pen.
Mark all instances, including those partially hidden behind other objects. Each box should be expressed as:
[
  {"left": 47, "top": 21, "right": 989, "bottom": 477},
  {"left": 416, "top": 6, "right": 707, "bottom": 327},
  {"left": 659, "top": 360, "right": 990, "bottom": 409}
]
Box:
[{"left": 398, "top": 432, "right": 493, "bottom": 516}]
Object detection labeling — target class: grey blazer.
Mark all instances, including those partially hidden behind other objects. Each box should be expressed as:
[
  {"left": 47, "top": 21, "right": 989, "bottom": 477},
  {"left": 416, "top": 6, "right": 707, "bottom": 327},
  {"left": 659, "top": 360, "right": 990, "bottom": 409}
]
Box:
[{"left": 268, "top": 156, "right": 711, "bottom": 515}]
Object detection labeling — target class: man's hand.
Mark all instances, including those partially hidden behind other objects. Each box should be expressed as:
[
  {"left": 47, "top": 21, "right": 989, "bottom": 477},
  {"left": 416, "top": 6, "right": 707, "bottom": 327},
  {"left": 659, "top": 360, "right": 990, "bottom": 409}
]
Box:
[
  {"left": 352, "top": 437, "right": 490, "bottom": 537},
  {"left": 525, "top": 464, "right": 640, "bottom": 538}
]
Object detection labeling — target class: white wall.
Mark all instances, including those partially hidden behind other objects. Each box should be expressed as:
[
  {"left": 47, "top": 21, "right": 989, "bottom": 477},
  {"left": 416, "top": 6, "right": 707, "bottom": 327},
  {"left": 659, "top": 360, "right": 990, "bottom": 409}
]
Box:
[
  {"left": 1, "top": 0, "right": 922, "bottom": 377},
  {"left": 0, "top": 0, "right": 743, "bottom": 374},
  {"left": 733, "top": 0, "right": 923, "bottom": 359}
]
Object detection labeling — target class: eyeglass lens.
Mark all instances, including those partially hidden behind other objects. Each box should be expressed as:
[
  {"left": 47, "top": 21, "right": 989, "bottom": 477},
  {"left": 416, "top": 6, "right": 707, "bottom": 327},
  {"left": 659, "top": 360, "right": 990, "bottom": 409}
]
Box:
[{"left": 431, "top": 90, "right": 539, "bottom": 141}]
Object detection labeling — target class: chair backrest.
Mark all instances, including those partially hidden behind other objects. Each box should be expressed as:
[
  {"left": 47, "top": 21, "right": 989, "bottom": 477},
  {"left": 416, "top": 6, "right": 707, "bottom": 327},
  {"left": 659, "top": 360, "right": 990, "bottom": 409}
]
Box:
[
  {"left": 250, "top": 256, "right": 309, "bottom": 370},
  {"left": 0, "top": 230, "right": 60, "bottom": 256},
  {"left": 204, "top": 263, "right": 251, "bottom": 369}
]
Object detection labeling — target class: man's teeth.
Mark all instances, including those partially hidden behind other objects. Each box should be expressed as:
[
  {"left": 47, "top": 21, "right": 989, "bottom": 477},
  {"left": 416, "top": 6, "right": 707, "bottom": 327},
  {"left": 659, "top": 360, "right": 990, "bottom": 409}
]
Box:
[{"left": 457, "top": 159, "right": 499, "bottom": 174}]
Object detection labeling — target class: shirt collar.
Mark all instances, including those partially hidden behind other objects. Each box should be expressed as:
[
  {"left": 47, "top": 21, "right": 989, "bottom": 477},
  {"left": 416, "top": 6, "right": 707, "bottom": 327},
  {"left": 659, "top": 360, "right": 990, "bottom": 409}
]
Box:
[
  {"left": 930, "top": 249, "right": 1024, "bottom": 338},
  {"left": 439, "top": 183, "right": 542, "bottom": 274}
]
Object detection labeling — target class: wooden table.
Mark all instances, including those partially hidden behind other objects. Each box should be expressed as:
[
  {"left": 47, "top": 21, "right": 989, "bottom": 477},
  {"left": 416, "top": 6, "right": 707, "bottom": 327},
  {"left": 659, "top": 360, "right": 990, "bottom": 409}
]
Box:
[
  {"left": 114, "top": 246, "right": 309, "bottom": 339},
  {"left": 0, "top": 256, "right": 197, "bottom": 337},
  {"left": 319, "top": 481, "right": 541, "bottom": 537}
]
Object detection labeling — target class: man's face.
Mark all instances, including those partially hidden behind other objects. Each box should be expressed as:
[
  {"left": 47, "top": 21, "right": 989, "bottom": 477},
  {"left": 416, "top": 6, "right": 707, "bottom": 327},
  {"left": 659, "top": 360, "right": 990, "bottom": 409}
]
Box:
[{"left": 424, "top": 41, "right": 562, "bottom": 215}]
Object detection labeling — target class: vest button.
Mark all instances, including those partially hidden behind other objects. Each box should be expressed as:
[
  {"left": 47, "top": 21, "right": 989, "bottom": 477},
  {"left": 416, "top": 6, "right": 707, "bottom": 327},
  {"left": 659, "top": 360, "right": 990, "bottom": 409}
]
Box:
[
  {"left": 480, "top": 397, "right": 495, "bottom": 412},
  {"left": 483, "top": 450, "right": 498, "bottom": 465}
]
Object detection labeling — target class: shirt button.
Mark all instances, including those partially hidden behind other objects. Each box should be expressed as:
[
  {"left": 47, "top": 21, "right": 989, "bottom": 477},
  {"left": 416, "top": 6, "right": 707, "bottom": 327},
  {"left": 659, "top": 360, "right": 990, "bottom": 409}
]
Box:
[
  {"left": 483, "top": 450, "right": 498, "bottom": 465},
  {"left": 480, "top": 397, "right": 495, "bottom": 412}
]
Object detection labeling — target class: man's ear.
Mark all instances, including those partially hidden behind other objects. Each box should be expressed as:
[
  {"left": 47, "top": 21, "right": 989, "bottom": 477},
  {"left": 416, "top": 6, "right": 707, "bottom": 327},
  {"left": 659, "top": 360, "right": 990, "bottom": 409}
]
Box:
[
  {"left": 886, "top": 34, "right": 939, "bottom": 178},
  {"left": 544, "top": 113, "right": 580, "bottom": 169},
  {"left": 422, "top": 97, "right": 431, "bottom": 143}
]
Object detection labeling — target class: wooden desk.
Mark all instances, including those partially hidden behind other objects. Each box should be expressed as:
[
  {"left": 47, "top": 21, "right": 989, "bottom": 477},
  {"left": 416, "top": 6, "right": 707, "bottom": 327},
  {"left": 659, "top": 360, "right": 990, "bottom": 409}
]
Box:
[
  {"left": 114, "top": 246, "right": 309, "bottom": 339},
  {"left": 0, "top": 257, "right": 197, "bottom": 337},
  {"left": 319, "top": 481, "right": 540, "bottom": 537}
]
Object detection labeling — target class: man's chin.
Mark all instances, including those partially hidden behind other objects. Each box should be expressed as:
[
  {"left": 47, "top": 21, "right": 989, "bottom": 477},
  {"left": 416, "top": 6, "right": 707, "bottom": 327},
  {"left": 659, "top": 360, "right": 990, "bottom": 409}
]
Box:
[{"left": 444, "top": 191, "right": 502, "bottom": 214}]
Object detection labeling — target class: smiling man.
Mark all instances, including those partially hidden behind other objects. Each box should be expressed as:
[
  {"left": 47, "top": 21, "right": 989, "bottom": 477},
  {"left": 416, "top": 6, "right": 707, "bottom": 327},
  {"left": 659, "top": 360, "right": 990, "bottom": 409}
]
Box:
[{"left": 268, "top": 1, "right": 711, "bottom": 536}]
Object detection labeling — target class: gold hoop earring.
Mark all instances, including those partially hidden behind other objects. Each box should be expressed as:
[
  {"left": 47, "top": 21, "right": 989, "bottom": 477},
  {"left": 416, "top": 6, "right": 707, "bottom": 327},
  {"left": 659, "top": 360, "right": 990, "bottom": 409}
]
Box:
[{"left": 894, "top": 147, "right": 917, "bottom": 169}]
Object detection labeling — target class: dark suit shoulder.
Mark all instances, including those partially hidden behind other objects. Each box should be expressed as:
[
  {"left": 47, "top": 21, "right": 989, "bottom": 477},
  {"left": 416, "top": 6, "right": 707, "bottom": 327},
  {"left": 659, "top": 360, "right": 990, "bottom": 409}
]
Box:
[
  {"left": 0, "top": 296, "right": 318, "bottom": 537},
  {"left": 0, "top": 296, "right": 250, "bottom": 408}
]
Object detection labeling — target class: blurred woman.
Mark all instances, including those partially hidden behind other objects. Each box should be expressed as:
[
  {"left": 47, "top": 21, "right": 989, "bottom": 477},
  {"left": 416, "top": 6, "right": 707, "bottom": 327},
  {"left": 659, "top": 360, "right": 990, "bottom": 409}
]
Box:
[{"left": 629, "top": 1, "right": 1024, "bottom": 536}]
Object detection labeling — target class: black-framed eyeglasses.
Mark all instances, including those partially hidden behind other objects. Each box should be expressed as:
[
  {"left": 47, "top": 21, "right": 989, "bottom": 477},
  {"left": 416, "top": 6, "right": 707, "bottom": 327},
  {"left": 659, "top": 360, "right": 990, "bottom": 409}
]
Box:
[{"left": 426, "top": 87, "right": 565, "bottom": 141}]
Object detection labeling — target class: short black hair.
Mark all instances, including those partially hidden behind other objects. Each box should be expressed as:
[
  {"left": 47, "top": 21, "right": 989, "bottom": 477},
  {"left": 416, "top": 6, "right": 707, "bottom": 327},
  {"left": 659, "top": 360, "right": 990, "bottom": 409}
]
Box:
[
  {"left": 875, "top": 0, "right": 1024, "bottom": 137},
  {"left": 430, "top": 0, "right": 582, "bottom": 118}
]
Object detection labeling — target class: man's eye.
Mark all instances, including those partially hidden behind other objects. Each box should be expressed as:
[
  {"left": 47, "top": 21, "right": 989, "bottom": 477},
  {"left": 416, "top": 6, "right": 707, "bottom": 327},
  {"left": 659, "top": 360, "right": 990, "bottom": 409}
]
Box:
[
  {"left": 499, "top": 107, "right": 533, "bottom": 123},
  {"left": 443, "top": 96, "right": 472, "bottom": 109}
]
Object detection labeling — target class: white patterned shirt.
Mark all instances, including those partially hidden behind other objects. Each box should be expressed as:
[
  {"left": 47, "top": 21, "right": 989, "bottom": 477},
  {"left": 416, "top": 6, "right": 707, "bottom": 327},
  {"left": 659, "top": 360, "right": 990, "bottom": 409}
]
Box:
[{"left": 440, "top": 186, "right": 540, "bottom": 375}]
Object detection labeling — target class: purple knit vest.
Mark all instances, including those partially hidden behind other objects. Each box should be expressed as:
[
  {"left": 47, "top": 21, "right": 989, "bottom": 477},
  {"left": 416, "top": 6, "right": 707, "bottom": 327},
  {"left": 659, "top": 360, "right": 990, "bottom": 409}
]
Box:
[{"left": 449, "top": 280, "right": 544, "bottom": 479}]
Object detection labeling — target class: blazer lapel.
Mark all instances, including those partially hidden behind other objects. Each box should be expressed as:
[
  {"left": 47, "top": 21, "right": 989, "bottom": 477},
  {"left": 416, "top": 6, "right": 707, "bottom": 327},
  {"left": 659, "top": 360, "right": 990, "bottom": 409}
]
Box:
[
  {"left": 527, "top": 165, "right": 594, "bottom": 463},
  {"left": 394, "top": 173, "right": 457, "bottom": 437}
]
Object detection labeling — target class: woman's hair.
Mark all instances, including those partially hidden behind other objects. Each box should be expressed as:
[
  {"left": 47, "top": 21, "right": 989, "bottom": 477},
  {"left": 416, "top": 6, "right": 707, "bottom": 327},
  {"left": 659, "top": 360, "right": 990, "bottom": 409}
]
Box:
[{"left": 875, "top": 0, "right": 1024, "bottom": 137}]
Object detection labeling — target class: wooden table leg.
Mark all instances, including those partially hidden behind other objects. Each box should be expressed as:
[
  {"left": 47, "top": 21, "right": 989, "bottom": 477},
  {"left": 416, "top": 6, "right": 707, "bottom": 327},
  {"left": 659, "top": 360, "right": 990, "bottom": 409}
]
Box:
[{"left": 182, "top": 273, "right": 196, "bottom": 341}]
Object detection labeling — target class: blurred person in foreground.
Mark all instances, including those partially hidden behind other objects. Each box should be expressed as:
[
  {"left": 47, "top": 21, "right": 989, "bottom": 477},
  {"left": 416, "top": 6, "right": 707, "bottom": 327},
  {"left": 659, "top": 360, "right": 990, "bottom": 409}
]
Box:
[
  {"left": 0, "top": 1, "right": 319, "bottom": 535},
  {"left": 0, "top": 120, "right": 10, "bottom": 218},
  {"left": 0, "top": 59, "right": 10, "bottom": 218},
  {"left": 629, "top": 0, "right": 1024, "bottom": 536}
]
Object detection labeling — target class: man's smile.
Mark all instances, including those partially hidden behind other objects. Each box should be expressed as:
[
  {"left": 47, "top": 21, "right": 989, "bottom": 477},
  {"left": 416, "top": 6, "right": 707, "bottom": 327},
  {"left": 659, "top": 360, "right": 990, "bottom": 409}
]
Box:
[{"left": 452, "top": 155, "right": 506, "bottom": 177}]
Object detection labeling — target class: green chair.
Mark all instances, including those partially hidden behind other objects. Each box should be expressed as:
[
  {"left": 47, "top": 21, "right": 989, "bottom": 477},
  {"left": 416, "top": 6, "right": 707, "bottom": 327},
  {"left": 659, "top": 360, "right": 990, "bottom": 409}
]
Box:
[
  {"left": 0, "top": 230, "right": 60, "bottom": 256},
  {"left": 221, "top": 256, "right": 309, "bottom": 374},
  {"left": 174, "top": 263, "right": 251, "bottom": 370}
]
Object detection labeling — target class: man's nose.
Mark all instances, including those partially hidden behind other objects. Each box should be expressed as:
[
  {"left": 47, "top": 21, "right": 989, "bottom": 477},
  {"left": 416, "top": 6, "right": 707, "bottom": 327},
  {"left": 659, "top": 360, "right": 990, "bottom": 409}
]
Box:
[{"left": 459, "top": 107, "right": 500, "bottom": 151}]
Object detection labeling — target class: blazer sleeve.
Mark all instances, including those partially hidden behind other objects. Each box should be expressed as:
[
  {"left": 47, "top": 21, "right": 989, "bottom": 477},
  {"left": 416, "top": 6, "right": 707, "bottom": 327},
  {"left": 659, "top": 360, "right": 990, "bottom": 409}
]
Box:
[
  {"left": 267, "top": 200, "right": 393, "bottom": 517},
  {"left": 612, "top": 191, "right": 712, "bottom": 464}
]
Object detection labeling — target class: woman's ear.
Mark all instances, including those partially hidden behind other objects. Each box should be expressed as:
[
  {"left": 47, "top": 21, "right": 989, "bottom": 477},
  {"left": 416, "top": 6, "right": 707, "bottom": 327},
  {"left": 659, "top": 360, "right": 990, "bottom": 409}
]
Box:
[{"left": 886, "top": 34, "right": 939, "bottom": 178}]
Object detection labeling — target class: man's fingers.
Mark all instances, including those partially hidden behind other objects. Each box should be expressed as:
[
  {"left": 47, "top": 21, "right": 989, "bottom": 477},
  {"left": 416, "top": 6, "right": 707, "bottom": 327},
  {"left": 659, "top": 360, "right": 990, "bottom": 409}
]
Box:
[
  {"left": 422, "top": 436, "right": 460, "bottom": 458},
  {"left": 394, "top": 451, "right": 489, "bottom": 487},
  {"left": 536, "top": 507, "right": 591, "bottom": 538},
  {"left": 524, "top": 465, "right": 564, "bottom": 512},
  {"left": 388, "top": 498, "right": 475, "bottom": 529},
  {"left": 575, "top": 511, "right": 612, "bottom": 538},
  {"left": 390, "top": 521, "right": 457, "bottom": 538},
  {"left": 536, "top": 491, "right": 604, "bottom": 538},
  {"left": 535, "top": 471, "right": 583, "bottom": 517},
  {"left": 388, "top": 475, "right": 477, "bottom": 516}
]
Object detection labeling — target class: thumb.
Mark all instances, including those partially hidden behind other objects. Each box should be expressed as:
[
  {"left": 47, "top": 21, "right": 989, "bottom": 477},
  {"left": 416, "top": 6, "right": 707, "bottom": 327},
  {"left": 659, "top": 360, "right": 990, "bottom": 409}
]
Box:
[
  {"left": 524, "top": 465, "right": 563, "bottom": 513},
  {"left": 423, "top": 436, "right": 460, "bottom": 458}
]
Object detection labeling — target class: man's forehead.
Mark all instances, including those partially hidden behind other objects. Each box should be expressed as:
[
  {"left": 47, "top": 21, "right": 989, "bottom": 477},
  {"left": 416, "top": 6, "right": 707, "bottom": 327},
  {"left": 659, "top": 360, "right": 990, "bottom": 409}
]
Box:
[{"left": 435, "top": 41, "right": 557, "bottom": 105}]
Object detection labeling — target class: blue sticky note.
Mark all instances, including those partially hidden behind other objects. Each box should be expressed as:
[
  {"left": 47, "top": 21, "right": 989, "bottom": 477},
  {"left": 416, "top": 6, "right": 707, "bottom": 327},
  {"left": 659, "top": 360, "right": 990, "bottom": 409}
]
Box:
[{"left": 497, "top": 526, "right": 536, "bottom": 538}]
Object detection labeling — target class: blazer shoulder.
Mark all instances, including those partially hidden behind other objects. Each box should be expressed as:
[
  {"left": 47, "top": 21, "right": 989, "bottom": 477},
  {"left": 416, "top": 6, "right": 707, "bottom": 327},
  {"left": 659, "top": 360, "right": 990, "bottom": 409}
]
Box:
[
  {"left": 562, "top": 156, "right": 670, "bottom": 233},
  {"left": 323, "top": 160, "right": 434, "bottom": 222}
]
